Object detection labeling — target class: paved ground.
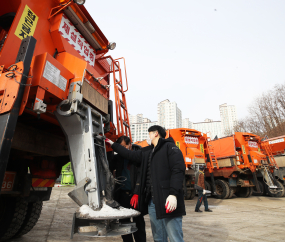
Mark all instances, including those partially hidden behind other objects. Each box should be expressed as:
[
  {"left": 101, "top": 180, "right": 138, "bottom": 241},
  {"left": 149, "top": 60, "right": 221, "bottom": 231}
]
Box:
[{"left": 10, "top": 186, "right": 285, "bottom": 242}]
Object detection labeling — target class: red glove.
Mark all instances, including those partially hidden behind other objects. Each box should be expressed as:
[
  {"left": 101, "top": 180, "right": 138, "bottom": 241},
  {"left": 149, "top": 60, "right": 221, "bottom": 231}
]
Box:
[
  {"left": 105, "top": 138, "right": 114, "bottom": 147},
  {"left": 165, "top": 201, "right": 172, "bottom": 213},
  {"left": 130, "top": 194, "right": 139, "bottom": 209}
]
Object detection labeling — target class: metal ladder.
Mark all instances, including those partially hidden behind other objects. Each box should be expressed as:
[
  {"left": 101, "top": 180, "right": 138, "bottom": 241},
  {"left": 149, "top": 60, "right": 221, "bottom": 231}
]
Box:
[
  {"left": 262, "top": 141, "right": 279, "bottom": 169},
  {"left": 260, "top": 165, "right": 277, "bottom": 189},
  {"left": 111, "top": 58, "right": 132, "bottom": 141},
  {"left": 204, "top": 133, "right": 219, "bottom": 195},
  {"left": 205, "top": 134, "right": 219, "bottom": 172},
  {"left": 55, "top": 99, "right": 111, "bottom": 210}
]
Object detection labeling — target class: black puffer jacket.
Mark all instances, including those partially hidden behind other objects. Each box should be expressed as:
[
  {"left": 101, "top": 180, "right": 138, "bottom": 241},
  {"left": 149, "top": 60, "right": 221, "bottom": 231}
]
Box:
[
  {"left": 111, "top": 137, "right": 186, "bottom": 219},
  {"left": 109, "top": 144, "right": 141, "bottom": 202}
]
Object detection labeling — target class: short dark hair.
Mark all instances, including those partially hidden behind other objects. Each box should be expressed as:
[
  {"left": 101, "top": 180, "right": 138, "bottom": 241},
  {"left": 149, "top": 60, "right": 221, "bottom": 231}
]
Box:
[
  {"left": 116, "top": 135, "right": 131, "bottom": 145},
  {"left": 199, "top": 166, "right": 205, "bottom": 171},
  {"left": 148, "top": 125, "right": 166, "bottom": 138}
]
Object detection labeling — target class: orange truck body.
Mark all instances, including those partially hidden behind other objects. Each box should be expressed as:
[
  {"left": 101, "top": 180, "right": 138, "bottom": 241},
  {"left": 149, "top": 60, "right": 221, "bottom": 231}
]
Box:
[
  {"left": 208, "top": 132, "right": 268, "bottom": 173},
  {"left": 205, "top": 132, "right": 282, "bottom": 199},
  {"left": 136, "top": 128, "right": 210, "bottom": 200},
  {"left": 262, "top": 135, "right": 285, "bottom": 156},
  {"left": 262, "top": 135, "right": 285, "bottom": 190},
  {"left": 136, "top": 128, "right": 207, "bottom": 166},
  {"left": 0, "top": 0, "right": 129, "bottom": 188},
  {"left": 0, "top": 1, "right": 132, "bottom": 239}
]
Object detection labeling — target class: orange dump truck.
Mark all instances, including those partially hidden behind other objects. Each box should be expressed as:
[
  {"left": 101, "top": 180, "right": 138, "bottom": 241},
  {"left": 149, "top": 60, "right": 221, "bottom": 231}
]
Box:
[
  {"left": 0, "top": 0, "right": 136, "bottom": 240},
  {"left": 205, "top": 132, "right": 280, "bottom": 199},
  {"left": 136, "top": 128, "right": 216, "bottom": 199},
  {"left": 261, "top": 135, "right": 285, "bottom": 196}
]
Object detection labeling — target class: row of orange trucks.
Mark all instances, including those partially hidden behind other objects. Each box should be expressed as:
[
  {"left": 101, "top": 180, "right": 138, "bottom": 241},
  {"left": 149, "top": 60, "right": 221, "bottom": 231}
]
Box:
[
  {"left": 0, "top": 0, "right": 284, "bottom": 240},
  {"left": 137, "top": 130, "right": 285, "bottom": 200}
]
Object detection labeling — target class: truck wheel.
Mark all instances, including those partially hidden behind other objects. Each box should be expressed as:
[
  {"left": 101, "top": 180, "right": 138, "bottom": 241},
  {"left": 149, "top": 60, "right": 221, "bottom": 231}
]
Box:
[
  {"left": 189, "top": 189, "right": 196, "bottom": 200},
  {"left": 226, "top": 181, "right": 235, "bottom": 199},
  {"left": 283, "top": 185, "right": 285, "bottom": 197},
  {"left": 204, "top": 181, "right": 211, "bottom": 196},
  {"left": 214, "top": 179, "right": 230, "bottom": 199},
  {"left": 228, "top": 187, "right": 236, "bottom": 199},
  {"left": 185, "top": 188, "right": 196, "bottom": 200},
  {"left": 277, "top": 181, "right": 285, "bottom": 197},
  {"left": 247, "top": 187, "right": 253, "bottom": 197},
  {"left": 265, "top": 180, "right": 284, "bottom": 197},
  {"left": 252, "top": 180, "right": 264, "bottom": 196},
  {"left": 235, "top": 187, "right": 250, "bottom": 198},
  {"left": 0, "top": 197, "right": 28, "bottom": 241},
  {"left": 14, "top": 201, "right": 43, "bottom": 238}
]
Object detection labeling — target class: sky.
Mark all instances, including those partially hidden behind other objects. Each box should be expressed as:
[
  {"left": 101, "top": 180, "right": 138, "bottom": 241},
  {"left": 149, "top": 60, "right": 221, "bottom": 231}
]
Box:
[{"left": 85, "top": 0, "right": 285, "bottom": 123}]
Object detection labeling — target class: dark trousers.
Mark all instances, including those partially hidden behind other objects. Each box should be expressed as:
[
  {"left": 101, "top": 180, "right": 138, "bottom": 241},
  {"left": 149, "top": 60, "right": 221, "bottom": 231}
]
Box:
[
  {"left": 195, "top": 190, "right": 209, "bottom": 211},
  {"left": 118, "top": 191, "right": 146, "bottom": 242}
]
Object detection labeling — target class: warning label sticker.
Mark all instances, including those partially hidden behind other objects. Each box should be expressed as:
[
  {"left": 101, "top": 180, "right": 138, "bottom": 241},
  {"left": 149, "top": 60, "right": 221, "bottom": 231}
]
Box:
[
  {"left": 14, "top": 5, "right": 39, "bottom": 40},
  {"left": 59, "top": 76, "right": 68, "bottom": 92},
  {"left": 43, "top": 61, "right": 67, "bottom": 92},
  {"left": 269, "top": 138, "right": 285, "bottom": 145},
  {"left": 58, "top": 14, "right": 96, "bottom": 67},
  {"left": 200, "top": 144, "right": 204, "bottom": 153},
  {"left": 185, "top": 136, "right": 199, "bottom": 145},
  {"left": 248, "top": 141, "right": 258, "bottom": 148}
]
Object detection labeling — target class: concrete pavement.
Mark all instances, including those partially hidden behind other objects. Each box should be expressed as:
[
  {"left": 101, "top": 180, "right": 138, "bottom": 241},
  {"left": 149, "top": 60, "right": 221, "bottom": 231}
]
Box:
[{"left": 10, "top": 186, "right": 285, "bottom": 242}]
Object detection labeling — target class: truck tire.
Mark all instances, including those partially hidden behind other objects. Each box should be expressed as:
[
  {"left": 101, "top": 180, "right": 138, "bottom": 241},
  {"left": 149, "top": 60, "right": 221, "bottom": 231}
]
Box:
[
  {"left": 227, "top": 181, "right": 235, "bottom": 199},
  {"left": 190, "top": 189, "right": 196, "bottom": 200},
  {"left": 14, "top": 201, "right": 43, "bottom": 238},
  {"left": 252, "top": 180, "right": 265, "bottom": 196},
  {"left": 215, "top": 179, "right": 230, "bottom": 199},
  {"left": 247, "top": 187, "right": 253, "bottom": 197},
  {"left": 235, "top": 187, "right": 251, "bottom": 198},
  {"left": 204, "top": 181, "right": 211, "bottom": 196},
  {"left": 228, "top": 187, "right": 236, "bottom": 199},
  {"left": 265, "top": 180, "right": 284, "bottom": 197},
  {"left": 185, "top": 188, "right": 196, "bottom": 200},
  {"left": 0, "top": 197, "right": 28, "bottom": 241}
]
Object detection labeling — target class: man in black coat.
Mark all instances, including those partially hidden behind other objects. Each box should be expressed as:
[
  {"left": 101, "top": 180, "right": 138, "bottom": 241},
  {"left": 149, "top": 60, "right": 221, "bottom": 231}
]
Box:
[
  {"left": 109, "top": 136, "right": 146, "bottom": 242},
  {"left": 106, "top": 126, "right": 186, "bottom": 242}
]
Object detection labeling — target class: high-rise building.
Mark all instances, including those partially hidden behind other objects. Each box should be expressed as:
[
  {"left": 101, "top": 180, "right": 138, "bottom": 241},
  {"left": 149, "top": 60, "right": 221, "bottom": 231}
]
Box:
[
  {"left": 182, "top": 118, "right": 193, "bottom": 129},
  {"left": 128, "top": 114, "right": 158, "bottom": 142},
  {"left": 129, "top": 114, "right": 143, "bottom": 124},
  {"left": 130, "top": 121, "right": 158, "bottom": 143},
  {"left": 157, "top": 99, "right": 182, "bottom": 129},
  {"left": 192, "top": 118, "right": 223, "bottom": 139},
  {"left": 219, "top": 103, "right": 238, "bottom": 135},
  {"left": 143, "top": 117, "right": 151, "bottom": 123}
]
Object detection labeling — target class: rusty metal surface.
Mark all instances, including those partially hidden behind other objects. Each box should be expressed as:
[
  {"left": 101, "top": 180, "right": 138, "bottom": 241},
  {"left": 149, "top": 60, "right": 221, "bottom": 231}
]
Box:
[
  {"left": 81, "top": 81, "right": 108, "bottom": 114},
  {"left": 11, "top": 123, "right": 68, "bottom": 157}
]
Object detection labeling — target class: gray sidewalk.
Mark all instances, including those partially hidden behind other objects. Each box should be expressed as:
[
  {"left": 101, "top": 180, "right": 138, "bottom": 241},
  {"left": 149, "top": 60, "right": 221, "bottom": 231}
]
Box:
[{"left": 10, "top": 186, "right": 285, "bottom": 242}]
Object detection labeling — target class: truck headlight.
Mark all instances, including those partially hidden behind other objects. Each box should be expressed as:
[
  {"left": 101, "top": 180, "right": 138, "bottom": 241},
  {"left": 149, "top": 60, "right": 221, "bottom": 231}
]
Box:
[
  {"left": 73, "top": 0, "right": 86, "bottom": 5},
  {"left": 108, "top": 42, "right": 116, "bottom": 50}
]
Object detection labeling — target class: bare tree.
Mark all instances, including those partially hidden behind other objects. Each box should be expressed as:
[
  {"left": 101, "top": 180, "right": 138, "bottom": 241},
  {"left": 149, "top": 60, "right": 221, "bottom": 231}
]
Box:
[{"left": 235, "top": 83, "right": 285, "bottom": 138}]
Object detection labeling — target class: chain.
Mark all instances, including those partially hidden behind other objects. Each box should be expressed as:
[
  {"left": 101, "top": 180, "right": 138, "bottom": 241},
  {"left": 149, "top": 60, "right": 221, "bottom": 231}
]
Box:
[{"left": 4, "top": 64, "right": 33, "bottom": 86}]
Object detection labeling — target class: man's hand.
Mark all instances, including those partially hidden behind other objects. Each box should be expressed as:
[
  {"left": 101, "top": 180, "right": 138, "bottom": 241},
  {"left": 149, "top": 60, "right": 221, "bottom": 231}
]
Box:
[
  {"left": 105, "top": 138, "right": 114, "bottom": 146},
  {"left": 130, "top": 194, "right": 139, "bottom": 209},
  {"left": 203, "top": 189, "right": 206, "bottom": 195},
  {"left": 165, "top": 195, "right": 177, "bottom": 213}
]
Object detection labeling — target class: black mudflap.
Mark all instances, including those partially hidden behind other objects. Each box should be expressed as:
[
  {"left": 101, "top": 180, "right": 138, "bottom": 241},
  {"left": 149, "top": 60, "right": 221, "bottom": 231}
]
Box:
[{"left": 0, "top": 36, "right": 36, "bottom": 190}]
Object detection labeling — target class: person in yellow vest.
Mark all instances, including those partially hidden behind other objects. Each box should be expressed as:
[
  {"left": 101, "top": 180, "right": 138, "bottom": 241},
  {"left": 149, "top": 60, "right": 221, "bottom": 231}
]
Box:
[{"left": 195, "top": 166, "right": 212, "bottom": 212}]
